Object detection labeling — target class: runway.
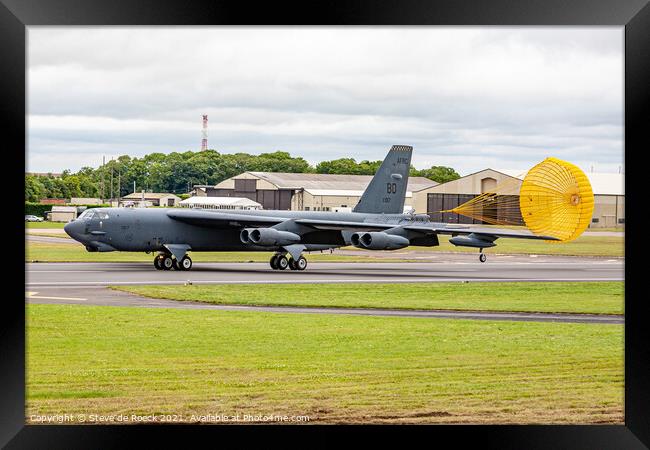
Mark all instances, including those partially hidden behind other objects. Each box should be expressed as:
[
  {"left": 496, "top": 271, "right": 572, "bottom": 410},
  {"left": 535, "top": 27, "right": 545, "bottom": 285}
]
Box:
[
  {"left": 26, "top": 257, "right": 623, "bottom": 287},
  {"left": 24, "top": 258, "right": 624, "bottom": 324}
]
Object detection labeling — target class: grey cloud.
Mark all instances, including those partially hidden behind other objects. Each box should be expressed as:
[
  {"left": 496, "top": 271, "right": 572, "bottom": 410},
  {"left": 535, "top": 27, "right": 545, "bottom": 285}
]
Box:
[{"left": 27, "top": 27, "right": 623, "bottom": 174}]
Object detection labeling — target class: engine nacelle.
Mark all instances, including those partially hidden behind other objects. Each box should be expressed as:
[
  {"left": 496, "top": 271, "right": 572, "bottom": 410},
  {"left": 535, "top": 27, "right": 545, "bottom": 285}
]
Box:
[
  {"left": 240, "top": 228, "right": 301, "bottom": 246},
  {"left": 350, "top": 232, "right": 410, "bottom": 250}
]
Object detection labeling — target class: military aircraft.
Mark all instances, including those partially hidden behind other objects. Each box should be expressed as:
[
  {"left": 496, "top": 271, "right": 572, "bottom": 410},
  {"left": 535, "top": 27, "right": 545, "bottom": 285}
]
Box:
[{"left": 64, "top": 145, "right": 558, "bottom": 271}]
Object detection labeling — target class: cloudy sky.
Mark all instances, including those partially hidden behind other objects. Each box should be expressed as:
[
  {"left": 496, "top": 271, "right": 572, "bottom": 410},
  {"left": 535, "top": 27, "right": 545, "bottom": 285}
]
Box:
[{"left": 27, "top": 27, "right": 623, "bottom": 175}]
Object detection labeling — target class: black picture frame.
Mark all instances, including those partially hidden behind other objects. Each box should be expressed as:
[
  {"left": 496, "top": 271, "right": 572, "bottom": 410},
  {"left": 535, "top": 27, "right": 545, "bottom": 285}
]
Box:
[{"left": 5, "top": 0, "right": 647, "bottom": 447}]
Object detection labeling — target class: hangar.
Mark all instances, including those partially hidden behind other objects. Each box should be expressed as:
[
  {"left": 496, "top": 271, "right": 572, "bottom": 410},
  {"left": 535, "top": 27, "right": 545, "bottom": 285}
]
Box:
[
  {"left": 421, "top": 169, "right": 624, "bottom": 228},
  {"left": 191, "top": 168, "right": 623, "bottom": 228},
  {"left": 193, "top": 172, "right": 438, "bottom": 212}
]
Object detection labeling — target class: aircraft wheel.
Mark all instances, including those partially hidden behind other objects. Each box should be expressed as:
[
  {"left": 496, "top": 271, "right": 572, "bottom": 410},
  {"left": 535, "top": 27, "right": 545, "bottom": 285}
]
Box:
[
  {"left": 296, "top": 256, "right": 307, "bottom": 271},
  {"left": 479, "top": 253, "right": 487, "bottom": 263},
  {"left": 288, "top": 258, "right": 298, "bottom": 270},
  {"left": 178, "top": 256, "right": 192, "bottom": 271},
  {"left": 277, "top": 255, "right": 289, "bottom": 270},
  {"left": 270, "top": 255, "right": 279, "bottom": 270},
  {"left": 154, "top": 256, "right": 163, "bottom": 270},
  {"left": 161, "top": 255, "right": 174, "bottom": 270}
]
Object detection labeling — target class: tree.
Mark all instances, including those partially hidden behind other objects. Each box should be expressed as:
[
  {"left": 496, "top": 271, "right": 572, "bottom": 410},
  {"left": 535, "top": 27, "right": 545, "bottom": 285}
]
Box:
[
  {"left": 25, "top": 175, "right": 45, "bottom": 202},
  {"left": 26, "top": 148, "right": 462, "bottom": 200},
  {"left": 415, "top": 166, "right": 460, "bottom": 184}
]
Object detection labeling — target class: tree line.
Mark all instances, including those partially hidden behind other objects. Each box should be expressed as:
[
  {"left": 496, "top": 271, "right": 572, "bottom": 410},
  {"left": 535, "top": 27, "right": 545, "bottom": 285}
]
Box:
[{"left": 25, "top": 150, "right": 460, "bottom": 202}]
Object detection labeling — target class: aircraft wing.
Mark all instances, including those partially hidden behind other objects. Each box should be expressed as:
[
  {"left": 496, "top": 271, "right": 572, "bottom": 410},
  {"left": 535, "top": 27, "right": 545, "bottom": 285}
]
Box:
[
  {"left": 168, "top": 209, "right": 397, "bottom": 231},
  {"left": 167, "top": 209, "right": 560, "bottom": 241},
  {"left": 167, "top": 209, "right": 285, "bottom": 227},
  {"left": 405, "top": 224, "right": 560, "bottom": 241},
  {"left": 294, "top": 219, "right": 559, "bottom": 240}
]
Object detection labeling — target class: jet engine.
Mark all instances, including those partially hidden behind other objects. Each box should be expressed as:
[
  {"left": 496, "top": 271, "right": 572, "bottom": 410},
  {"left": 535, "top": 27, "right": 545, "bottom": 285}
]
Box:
[
  {"left": 350, "top": 232, "right": 409, "bottom": 250},
  {"left": 240, "top": 228, "right": 301, "bottom": 246}
]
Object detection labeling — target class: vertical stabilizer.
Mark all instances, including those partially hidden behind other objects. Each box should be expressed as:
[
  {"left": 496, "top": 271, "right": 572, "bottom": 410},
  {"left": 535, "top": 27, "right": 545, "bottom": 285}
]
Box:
[{"left": 353, "top": 145, "right": 413, "bottom": 214}]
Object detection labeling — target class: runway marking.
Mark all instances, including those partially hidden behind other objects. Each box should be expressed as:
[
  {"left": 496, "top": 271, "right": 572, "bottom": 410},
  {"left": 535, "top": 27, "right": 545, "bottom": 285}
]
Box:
[
  {"left": 27, "top": 270, "right": 108, "bottom": 273},
  {"left": 25, "top": 291, "right": 87, "bottom": 301}
]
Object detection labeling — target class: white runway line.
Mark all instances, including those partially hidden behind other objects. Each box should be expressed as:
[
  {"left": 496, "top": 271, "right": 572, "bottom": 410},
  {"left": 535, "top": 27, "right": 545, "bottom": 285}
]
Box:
[{"left": 25, "top": 291, "right": 87, "bottom": 301}]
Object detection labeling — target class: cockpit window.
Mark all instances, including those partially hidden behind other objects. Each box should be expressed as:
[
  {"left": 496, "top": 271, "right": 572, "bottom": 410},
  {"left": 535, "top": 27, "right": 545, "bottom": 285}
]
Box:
[
  {"left": 96, "top": 211, "right": 110, "bottom": 220},
  {"left": 78, "top": 210, "right": 95, "bottom": 220}
]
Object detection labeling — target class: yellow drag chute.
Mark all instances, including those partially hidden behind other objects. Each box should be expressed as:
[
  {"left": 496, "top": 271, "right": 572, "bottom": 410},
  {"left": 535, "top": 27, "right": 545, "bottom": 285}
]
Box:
[
  {"left": 444, "top": 157, "right": 594, "bottom": 242},
  {"left": 519, "top": 157, "right": 594, "bottom": 241}
]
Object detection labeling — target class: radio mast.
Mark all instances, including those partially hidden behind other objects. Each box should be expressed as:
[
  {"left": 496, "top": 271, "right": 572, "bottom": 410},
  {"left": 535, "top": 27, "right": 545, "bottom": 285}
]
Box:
[{"left": 200, "top": 115, "right": 208, "bottom": 151}]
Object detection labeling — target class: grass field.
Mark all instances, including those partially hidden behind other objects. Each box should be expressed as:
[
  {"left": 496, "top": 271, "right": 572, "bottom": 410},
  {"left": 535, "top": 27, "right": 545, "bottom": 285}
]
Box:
[
  {"left": 26, "top": 222, "right": 66, "bottom": 229},
  {"left": 25, "top": 233, "right": 623, "bottom": 263},
  {"left": 26, "top": 304, "right": 623, "bottom": 424},
  {"left": 114, "top": 281, "right": 624, "bottom": 315}
]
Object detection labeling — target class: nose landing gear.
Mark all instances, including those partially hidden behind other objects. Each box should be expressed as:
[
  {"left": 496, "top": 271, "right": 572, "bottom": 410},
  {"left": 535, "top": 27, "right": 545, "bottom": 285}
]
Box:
[{"left": 479, "top": 250, "right": 487, "bottom": 263}]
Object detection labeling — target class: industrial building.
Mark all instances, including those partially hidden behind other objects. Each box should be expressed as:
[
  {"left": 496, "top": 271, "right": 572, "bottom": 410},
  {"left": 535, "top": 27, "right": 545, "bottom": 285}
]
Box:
[
  {"left": 193, "top": 172, "right": 438, "bottom": 212},
  {"left": 192, "top": 168, "right": 623, "bottom": 228},
  {"left": 180, "top": 196, "right": 262, "bottom": 210},
  {"left": 120, "top": 192, "right": 182, "bottom": 208},
  {"left": 46, "top": 206, "right": 77, "bottom": 222}
]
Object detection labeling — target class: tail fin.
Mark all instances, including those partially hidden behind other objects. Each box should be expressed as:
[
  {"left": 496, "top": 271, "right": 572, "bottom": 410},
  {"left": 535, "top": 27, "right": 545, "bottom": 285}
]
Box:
[{"left": 353, "top": 145, "right": 412, "bottom": 214}]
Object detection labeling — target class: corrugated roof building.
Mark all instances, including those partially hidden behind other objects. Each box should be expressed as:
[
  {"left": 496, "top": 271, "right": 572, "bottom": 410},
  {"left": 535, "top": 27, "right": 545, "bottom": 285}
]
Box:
[{"left": 194, "top": 172, "right": 438, "bottom": 212}]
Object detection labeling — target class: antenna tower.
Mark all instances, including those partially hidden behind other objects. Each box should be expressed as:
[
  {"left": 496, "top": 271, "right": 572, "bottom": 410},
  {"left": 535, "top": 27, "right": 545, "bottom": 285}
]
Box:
[{"left": 201, "top": 115, "right": 208, "bottom": 151}]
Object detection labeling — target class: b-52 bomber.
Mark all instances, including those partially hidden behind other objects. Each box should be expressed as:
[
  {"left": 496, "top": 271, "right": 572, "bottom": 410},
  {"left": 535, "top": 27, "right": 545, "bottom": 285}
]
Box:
[{"left": 64, "top": 145, "right": 558, "bottom": 271}]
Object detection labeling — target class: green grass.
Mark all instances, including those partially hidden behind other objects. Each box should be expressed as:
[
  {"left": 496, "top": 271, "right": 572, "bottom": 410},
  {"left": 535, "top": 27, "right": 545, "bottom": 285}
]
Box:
[
  {"left": 26, "top": 304, "right": 623, "bottom": 424},
  {"left": 25, "top": 241, "right": 407, "bottom": 263},
  {"left": 114, "top": 282, "right": 624, "bottom": 315},
  {"left": 26, "top": 222, "right": 66, "bottom": 229}
]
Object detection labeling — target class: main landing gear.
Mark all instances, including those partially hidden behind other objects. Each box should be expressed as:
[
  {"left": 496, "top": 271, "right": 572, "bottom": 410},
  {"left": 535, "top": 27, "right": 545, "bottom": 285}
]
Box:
[
  {"left": 269, "top": 253, "right": 307, "bottom": 271},
  {"left": 153, "top": 253, "right": 192, "bottom": 271}
]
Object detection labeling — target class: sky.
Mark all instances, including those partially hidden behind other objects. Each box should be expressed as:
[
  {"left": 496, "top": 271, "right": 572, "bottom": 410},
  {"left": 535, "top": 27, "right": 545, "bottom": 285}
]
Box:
[{"left": 27, "top": 27, "right": 624, "bottom": 176}]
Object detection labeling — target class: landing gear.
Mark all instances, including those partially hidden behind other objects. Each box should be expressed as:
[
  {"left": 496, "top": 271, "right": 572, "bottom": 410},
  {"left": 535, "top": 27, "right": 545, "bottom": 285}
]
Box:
[
  {"left": 154, "top": 253, "right": 192, "bottom": 270},
  {"left": 173, "top": 256, "right": 192, "bottom": 271},
  {"left": 160, "top": 255, "right": 174, "bottom": 270},
  {"left": 479, "top": 252, "right": 487, "bottom": 263},
  {"left": 270, "top": 254, "right": 289, "bottom": 270},
  {"left": 288, "top": 256, "right": 307, "bottom": 271},
  {"left": 276, "top": 255, "right": 289, "bottom": 270},
  {"left": 177, "top": 256, "right": 192, "bottom": 271},
  {"left": 270, "top": 253, "right": 306, "bottom": 270}
]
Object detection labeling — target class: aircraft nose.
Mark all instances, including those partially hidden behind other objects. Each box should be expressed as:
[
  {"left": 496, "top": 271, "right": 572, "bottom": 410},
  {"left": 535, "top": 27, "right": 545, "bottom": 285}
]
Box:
[{"left": 64, "top": 220, "right": 84, "bottom": 241}]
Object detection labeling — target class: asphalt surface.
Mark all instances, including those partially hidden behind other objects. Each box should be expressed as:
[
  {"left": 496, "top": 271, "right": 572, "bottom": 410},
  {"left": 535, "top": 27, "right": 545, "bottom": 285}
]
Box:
[
  {"left": 24, "top": 258, "right": 624, "bottom": 325},
  {"left": 26, "top": 258, "right": 624, "bottom": 286}
]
